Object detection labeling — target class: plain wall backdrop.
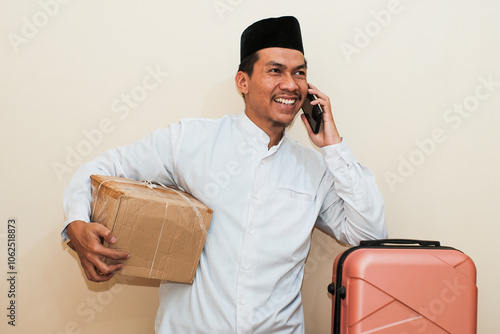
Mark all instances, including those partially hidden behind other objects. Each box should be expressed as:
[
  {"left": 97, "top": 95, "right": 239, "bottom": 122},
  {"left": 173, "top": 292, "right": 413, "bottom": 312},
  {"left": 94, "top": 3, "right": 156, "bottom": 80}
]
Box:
[{"left": 1, "top": 0, "right": 499, "bottom": 333}]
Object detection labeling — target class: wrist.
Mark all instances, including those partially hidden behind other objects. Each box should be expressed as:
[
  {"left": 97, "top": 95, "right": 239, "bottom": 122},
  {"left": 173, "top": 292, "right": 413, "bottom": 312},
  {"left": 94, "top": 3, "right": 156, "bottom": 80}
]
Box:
[
  {"left": 323, "top": 135, "right": 342, "bottom": 147},
  {"left": 66, "top": 220, "right": 87, "bottom": 239}
]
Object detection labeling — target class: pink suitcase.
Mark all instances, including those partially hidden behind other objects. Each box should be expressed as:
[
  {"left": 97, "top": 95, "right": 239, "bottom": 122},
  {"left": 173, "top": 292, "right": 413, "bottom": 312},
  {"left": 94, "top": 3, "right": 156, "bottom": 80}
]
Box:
[{"left": 328, "top": 239, "right": 477, "bottom": 333}]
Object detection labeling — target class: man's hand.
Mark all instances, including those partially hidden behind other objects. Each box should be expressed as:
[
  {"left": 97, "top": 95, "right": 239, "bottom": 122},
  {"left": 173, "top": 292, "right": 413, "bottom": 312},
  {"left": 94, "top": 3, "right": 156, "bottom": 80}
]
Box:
[
  {"left": 301, "top": 83, "right": 342, "bottom": 147},
  {"left": 66, "top": 220, "right": 130, "bottom": 282}
]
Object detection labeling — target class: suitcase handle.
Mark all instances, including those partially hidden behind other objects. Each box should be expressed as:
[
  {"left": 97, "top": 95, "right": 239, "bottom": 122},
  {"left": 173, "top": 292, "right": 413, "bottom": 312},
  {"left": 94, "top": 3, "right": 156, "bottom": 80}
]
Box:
[{"left": 359, "top": 239, "right": 441, "bottom": 247}]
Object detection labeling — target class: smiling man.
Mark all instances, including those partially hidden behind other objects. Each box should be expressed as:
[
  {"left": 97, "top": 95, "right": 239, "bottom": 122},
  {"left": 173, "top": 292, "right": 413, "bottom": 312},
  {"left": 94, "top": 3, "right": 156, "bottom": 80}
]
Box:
[
  {"left": 62, "top": 16, "right": 387, "bottom": 333},
  {"left": 236, "top": 47, "right": 308, "bottom": 145}
]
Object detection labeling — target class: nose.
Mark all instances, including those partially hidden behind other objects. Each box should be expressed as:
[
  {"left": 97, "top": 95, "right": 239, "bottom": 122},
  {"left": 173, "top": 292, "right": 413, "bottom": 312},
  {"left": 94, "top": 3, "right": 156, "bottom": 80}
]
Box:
[{"left": 279, "top": 73, "right": 299, "bottom": 92}]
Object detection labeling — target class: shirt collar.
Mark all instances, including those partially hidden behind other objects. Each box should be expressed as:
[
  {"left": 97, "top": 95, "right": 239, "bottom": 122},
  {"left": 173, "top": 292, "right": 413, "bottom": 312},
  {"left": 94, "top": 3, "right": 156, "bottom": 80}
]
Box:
[{"left": 238, "top": 112, "right": 286, "bottom": 151}]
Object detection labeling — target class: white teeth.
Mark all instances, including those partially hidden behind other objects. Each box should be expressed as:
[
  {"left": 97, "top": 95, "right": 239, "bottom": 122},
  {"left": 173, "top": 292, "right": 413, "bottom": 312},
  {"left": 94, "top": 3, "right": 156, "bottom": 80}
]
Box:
[{"left": 275, "top": 98, "right": 296, "bottom": 105}]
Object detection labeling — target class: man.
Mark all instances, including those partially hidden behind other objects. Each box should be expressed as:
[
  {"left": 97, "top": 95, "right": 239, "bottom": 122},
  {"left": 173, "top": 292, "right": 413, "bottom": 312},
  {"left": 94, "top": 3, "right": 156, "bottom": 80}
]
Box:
[{"left": 62, "top": 16, "right": 387, "bottom": 333}]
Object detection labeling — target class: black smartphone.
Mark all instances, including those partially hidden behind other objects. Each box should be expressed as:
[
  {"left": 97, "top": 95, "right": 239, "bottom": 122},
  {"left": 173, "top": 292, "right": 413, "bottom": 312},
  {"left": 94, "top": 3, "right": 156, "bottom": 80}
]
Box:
[{"left": 301, "top": 94, "right": 323, "bottom": 134}]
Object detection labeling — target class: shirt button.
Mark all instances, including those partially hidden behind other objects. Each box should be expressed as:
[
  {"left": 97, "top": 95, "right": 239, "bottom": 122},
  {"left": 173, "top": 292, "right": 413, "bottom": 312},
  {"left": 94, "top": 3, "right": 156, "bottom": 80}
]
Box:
[
  {"left": 240, "top": 299, "right": 246, "bottom": 305},
  {"left": 340, "top": 151, "right": 346, "bottom": 156},
  {"left": 248, "top": 227, "right": 254, "bottom": 235},
  {"left": 255, "top": 194, "right": 261, "bottom": 199},
  {"left": 243, "top": 264, "right": 250, "bottom": 270}
]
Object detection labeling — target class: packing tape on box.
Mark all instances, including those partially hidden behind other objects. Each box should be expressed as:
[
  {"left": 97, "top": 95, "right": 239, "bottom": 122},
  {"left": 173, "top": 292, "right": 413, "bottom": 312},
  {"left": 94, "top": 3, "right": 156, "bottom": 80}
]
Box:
[
  {"left": 143, "top": 180, "right": 207, "bottom": 278},
  {"left": 91, "top": 178, "right": 208, "bottom": 278},
  {"left": 142, "top": 181, "right": 170, "bottom": 278}
]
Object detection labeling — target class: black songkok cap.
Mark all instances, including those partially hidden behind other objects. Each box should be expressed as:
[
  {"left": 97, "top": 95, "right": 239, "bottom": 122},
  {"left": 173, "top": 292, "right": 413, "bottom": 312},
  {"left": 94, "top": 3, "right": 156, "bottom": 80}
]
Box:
[{"left": 240, "top": 16, "right": 304, "bottom": 62}]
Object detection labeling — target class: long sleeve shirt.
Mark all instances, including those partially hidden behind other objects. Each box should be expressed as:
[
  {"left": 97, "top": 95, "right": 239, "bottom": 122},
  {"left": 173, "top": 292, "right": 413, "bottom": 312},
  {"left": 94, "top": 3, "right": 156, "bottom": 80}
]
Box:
[{"left": 62, "top": 112, "right": 387, "bottom": 333}]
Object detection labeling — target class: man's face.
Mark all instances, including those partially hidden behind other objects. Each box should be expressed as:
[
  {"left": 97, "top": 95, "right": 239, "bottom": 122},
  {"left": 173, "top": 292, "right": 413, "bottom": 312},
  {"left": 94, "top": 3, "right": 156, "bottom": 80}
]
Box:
[{"left": 238, "top": 47, "right": 308, "bottom": 132}]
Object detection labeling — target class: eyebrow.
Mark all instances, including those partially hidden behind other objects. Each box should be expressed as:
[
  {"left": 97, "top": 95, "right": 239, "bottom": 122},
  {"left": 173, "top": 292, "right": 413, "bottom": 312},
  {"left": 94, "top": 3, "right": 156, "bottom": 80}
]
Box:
[{"left": 265, "top": 61, "right": 308, "bottom": 70}]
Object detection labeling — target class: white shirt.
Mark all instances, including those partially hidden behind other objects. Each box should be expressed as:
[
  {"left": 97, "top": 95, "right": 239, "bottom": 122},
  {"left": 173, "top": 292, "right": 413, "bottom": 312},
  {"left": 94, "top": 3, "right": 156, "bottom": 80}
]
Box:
[{"left": 63, "top": 113, "right": 387, "bottom": 334}]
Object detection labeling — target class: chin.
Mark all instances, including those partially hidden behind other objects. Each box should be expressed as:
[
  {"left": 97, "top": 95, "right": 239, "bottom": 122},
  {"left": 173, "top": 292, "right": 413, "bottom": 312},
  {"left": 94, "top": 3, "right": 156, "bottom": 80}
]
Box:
[{"left": 273, "top": 112, "right": 300, "bottom": 129}]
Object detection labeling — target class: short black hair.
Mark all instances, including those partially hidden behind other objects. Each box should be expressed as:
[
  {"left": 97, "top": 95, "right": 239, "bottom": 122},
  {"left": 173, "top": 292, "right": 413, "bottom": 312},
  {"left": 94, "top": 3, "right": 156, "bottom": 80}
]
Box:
[{"left": 238, "top": 51, "right": 260, "bottom": 77}]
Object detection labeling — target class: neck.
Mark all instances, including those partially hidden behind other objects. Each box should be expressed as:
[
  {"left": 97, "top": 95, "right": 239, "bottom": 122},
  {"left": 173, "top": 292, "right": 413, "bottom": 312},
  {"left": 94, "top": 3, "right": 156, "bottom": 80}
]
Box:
[
  {"left": 244, "top": 111, "right": 286, "bottom": 149},
  {"left": 267, "top": 129, "right": 284, "bottom": 149}
]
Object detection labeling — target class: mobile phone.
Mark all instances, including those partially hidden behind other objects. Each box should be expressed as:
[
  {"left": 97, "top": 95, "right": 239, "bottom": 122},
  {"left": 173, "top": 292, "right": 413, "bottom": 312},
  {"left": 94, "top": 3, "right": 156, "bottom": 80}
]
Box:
[{"left": 301, "top": 94, "right": 323, "bottom": 134}]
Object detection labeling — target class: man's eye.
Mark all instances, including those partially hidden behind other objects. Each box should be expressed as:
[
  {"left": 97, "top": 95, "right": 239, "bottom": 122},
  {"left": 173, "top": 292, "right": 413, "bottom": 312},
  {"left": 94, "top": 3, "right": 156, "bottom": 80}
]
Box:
[
  {"left": 294, "top": 71, "right": 306, "bottom": 76},
  {"left": 270, "top": 68, "right": 280, "bottom": 73}
]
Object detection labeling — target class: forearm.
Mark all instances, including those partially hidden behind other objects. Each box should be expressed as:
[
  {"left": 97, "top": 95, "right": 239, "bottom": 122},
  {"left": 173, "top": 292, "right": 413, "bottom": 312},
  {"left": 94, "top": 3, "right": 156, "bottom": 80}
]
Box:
[
  {"left": 62, "top": 149, "right": 124, "bottom": 240},
  {"left": 62, "top": 126, "right": 178, "bottom": 241},
  {"left": 316, "top": 140, "right": 387, "bottom": 245}
]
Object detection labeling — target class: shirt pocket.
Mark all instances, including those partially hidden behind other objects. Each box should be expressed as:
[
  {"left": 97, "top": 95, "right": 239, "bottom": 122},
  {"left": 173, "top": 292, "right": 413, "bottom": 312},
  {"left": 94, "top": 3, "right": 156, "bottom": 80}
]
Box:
[{"left": 277, "top": 185, "right": 313, "bottom": 203}]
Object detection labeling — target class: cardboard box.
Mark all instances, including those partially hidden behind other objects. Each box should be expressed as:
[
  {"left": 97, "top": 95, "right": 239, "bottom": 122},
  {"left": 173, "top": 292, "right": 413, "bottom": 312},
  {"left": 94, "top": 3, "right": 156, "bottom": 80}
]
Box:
[{"left": 90, "top": 175, "right": 212, "bottom": 283}]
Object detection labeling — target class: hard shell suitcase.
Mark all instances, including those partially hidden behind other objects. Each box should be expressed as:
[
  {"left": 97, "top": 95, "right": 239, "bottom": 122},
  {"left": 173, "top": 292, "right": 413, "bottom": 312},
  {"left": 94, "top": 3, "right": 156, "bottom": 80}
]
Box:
[{"left": 327, "top": 239, "right": 477, "bottom": 333}]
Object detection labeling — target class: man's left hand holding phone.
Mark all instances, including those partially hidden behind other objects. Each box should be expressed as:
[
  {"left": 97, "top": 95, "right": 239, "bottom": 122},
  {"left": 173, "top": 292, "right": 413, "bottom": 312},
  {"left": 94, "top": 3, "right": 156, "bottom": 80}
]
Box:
[{"left": 300, "top": 83, "right": 342, "bottom": 148}]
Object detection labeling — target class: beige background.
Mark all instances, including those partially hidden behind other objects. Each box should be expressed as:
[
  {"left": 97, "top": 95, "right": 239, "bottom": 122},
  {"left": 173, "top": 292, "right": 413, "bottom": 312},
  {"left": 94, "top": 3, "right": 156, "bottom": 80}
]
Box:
[{"left": 1, "top": 0, "right": 499, "bottom": 333}]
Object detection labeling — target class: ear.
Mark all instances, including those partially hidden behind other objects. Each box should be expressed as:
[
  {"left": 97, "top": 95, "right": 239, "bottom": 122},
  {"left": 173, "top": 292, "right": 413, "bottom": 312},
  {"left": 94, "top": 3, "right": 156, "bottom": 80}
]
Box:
[{"left": 235, "top": 71, "right": 249, "bottom": 96}]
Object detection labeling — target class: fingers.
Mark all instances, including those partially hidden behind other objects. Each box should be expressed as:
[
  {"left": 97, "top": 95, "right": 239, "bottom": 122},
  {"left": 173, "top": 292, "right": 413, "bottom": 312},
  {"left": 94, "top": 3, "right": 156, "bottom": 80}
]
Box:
[
  {"left": 304, "top": 83, "right": 342, "bottom": 146},
  {"left": 79, "top": 246, "right": 127, "bottom": 282},
  {"left": 98, "top": 246, "right": 130, "bottom": 261},
  {"left": 307, "top": 84, "right": 333, "bottom": 126},
  {"left": 85, "top": 263, "right": 123, "bottom": 282},
  {"left": 95, "top": 223, "right": 117, "bottom": 244},
  {"left": 307, "top": 83, "right": 323, "bottom": 98},
  {"left": 79, "top": 247, "right": 127, "bottom": 282},
  {"left": 91, "top": 224, "right": 130, "bottom": 259},
  {"left": 81, "top": 257, "right": 116, "bottom": 282},
  {"left": 67, "top": 220, "right": 130, "bottom": 282},
  {"left": 307, "top": 83, "right": 331, "bottom": 110}
]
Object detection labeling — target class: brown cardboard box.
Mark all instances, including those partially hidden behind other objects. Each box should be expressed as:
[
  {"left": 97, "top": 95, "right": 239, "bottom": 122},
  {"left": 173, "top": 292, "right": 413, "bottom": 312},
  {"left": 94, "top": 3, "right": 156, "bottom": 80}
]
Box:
[{"left": 90, "top": 175, "right": 212, "bottom": 283}]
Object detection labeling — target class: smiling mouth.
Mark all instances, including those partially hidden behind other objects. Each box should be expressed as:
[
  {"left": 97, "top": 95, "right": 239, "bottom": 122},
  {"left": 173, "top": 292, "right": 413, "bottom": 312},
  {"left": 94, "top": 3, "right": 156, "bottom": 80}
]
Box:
[{"left": 274, "top": 97, "right": 297, "bottom": 106}]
